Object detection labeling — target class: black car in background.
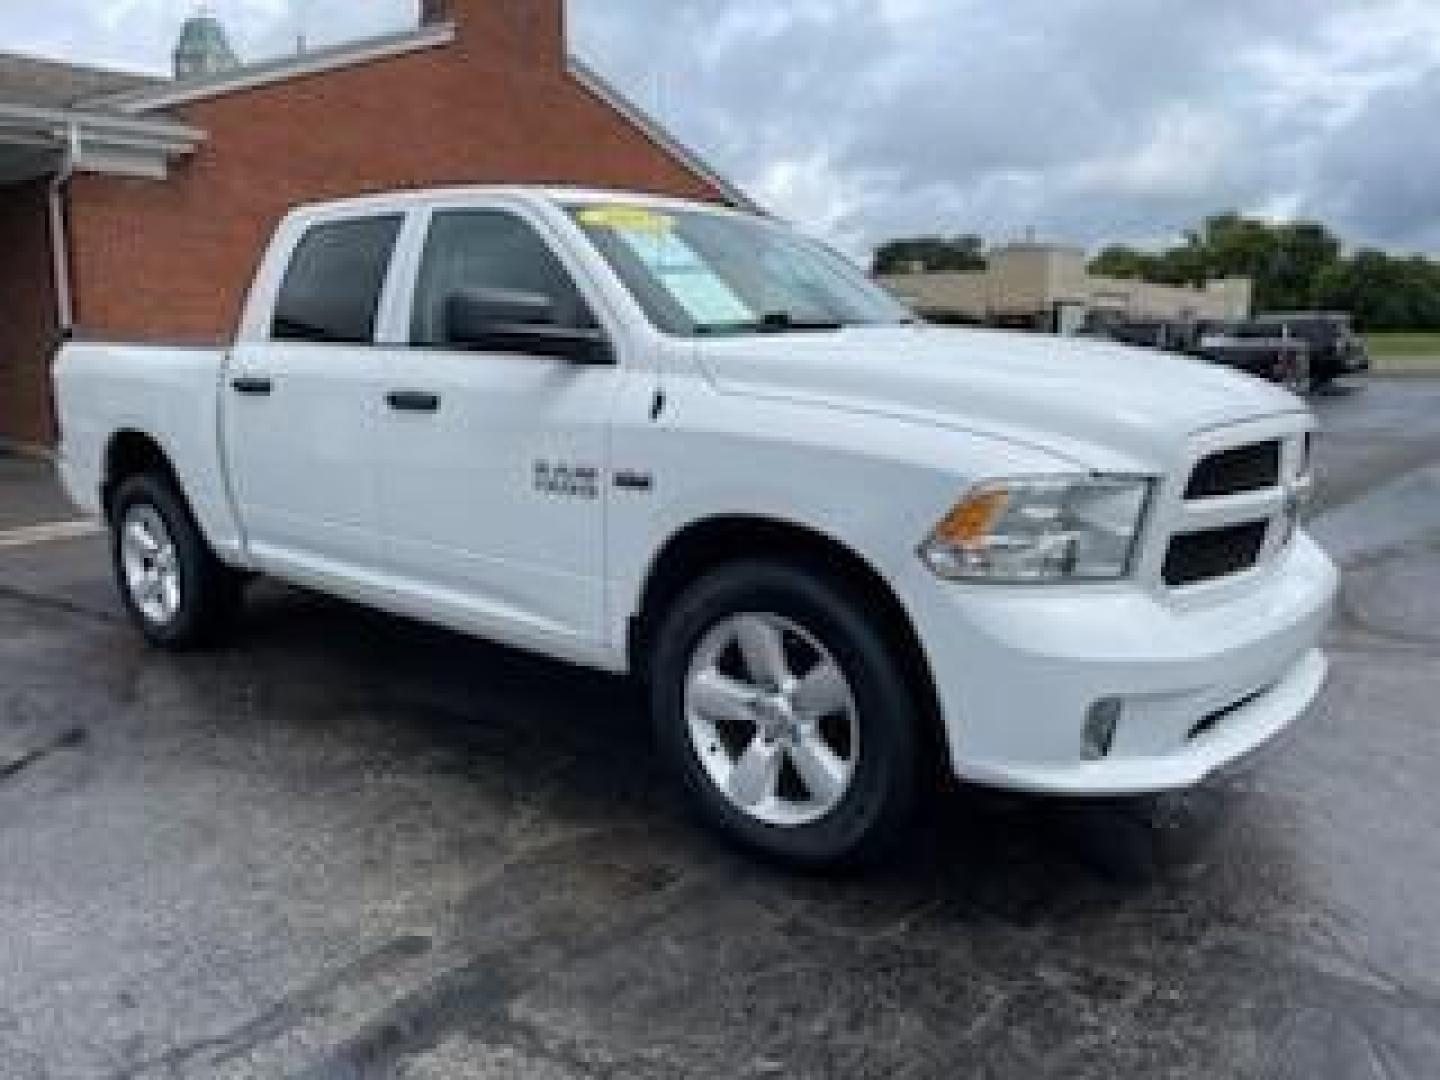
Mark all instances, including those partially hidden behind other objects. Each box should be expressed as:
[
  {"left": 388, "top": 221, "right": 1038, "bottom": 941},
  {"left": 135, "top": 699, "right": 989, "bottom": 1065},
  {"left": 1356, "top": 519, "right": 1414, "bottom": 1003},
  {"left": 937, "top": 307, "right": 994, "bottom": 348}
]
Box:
[
  {"left": 1194, "top": 319, "right": 1313, "bottom": 393},
  {"left": 1196, "top": 313, "right": 1370, "bottom": 392},
  {"left": 1083, "top": 311, "right": 1369, "bottom": 393},
  {"left": 1259, "top": 312, "right": 1371, "bottom": 389}
]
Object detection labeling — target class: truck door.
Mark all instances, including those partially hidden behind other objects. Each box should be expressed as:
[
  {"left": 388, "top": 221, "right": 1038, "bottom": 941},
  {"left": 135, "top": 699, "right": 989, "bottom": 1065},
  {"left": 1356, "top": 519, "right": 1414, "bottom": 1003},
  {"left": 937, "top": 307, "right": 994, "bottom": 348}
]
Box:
[
  {"left": 374, "top": 205, "right": 619, "bottom": 658},
  {"left": 224, "top": 213, "right": 401, "bottom": 583}
]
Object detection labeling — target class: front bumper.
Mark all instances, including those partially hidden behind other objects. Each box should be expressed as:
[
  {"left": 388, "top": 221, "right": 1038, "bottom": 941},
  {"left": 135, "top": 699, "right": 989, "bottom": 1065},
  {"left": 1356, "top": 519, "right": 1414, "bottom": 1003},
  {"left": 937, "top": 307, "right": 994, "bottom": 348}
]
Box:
[{"left": 910, "top": 532, "right": 1338, "bottom": 796}]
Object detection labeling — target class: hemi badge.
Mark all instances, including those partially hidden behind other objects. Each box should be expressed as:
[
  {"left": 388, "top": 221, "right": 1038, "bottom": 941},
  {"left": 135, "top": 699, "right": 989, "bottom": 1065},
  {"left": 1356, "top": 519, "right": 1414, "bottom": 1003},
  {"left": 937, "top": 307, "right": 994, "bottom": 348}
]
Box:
[{"left": 615, "top": 470, "right": 653, "bottom": 492}]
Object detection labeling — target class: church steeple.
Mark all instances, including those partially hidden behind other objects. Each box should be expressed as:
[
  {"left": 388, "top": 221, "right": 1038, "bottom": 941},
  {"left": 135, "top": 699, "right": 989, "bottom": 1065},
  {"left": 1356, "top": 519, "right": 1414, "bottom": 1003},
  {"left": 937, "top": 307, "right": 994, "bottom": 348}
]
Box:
[{"left": 174, "top": 6, "right": 240, "bottom": 80}]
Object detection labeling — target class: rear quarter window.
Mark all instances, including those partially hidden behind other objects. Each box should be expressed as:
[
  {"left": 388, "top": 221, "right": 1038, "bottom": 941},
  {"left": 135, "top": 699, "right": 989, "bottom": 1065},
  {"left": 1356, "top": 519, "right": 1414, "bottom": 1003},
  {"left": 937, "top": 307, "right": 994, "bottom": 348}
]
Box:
[{"left": 272, "top": 215, "right": 403, "bottom": 344}]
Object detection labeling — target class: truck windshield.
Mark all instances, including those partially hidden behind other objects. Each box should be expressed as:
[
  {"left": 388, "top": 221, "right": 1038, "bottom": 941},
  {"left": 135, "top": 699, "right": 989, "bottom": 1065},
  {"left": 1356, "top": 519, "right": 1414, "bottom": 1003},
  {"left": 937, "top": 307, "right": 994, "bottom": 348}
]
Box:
[{"left": 567, "top": 203, "right": 913, "bottom": 337}]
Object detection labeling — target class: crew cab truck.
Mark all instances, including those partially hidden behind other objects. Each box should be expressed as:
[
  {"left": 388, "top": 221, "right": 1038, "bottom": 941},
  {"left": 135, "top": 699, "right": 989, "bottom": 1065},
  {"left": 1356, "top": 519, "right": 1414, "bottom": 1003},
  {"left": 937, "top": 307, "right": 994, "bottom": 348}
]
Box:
[{"left": 54, "top": 188, "right": 1339, "bottom": 867}]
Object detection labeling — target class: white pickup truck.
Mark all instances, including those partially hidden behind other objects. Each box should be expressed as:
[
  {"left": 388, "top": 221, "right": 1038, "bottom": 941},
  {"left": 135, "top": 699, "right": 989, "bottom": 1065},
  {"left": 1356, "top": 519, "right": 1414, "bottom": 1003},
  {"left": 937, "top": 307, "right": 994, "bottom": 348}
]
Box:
[{"left": 54, "top": 187, "right": 1338, "bottom": 866}]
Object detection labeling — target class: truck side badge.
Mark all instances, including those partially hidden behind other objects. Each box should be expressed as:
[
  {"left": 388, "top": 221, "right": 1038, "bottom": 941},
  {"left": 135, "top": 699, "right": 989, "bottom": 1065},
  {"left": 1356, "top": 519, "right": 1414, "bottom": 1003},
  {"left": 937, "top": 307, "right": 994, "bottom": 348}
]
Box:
[
  {"left": 534, "top": 461, "right": 599, "bottom": 501},
  {"left": 614, "top": 470, "right": 654, "bottom": 492}
]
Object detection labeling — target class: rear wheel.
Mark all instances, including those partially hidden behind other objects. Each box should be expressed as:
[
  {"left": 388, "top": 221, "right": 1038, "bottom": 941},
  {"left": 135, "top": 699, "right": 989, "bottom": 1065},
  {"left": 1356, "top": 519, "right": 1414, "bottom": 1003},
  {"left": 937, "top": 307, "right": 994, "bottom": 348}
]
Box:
[
  {"left": 1291, "top": 352, "right": 1312, "bottom": 395},
  {"left": 110, "top": 473, "right": 242, "bottom": 649},
  {"left": 1276, "top": 350, "right": 1310, "bottom": 394},
  {"left": 648, "top": 561, "right": 920, "bottom": 868}
]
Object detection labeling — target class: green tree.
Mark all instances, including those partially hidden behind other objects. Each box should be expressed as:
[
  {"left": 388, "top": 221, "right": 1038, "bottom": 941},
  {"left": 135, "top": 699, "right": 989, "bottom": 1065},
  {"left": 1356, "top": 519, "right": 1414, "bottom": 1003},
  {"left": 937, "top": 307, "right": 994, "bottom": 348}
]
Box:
[
  {"left": 1315, "top": 250, "right": 1440, "bottom": 331},
  {"left": 1088, "top": 213, "right": 1349, "bottom": 314},
  {"left": 1090, "top": 245, "right": 1158, "bottom": 280},
  {"left": 872, "top": 235, "right": 986, "bottom": 276},
  {"left": 1273, "top": 220, "right": 1342, "bottom": 310}
]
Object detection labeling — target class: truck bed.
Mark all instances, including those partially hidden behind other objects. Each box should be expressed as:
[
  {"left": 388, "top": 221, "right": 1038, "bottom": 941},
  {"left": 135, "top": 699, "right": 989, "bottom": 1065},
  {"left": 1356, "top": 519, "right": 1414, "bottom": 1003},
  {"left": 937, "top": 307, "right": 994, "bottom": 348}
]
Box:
[{"left": 53, "top": 340, "right": 245, "bottom": 559}]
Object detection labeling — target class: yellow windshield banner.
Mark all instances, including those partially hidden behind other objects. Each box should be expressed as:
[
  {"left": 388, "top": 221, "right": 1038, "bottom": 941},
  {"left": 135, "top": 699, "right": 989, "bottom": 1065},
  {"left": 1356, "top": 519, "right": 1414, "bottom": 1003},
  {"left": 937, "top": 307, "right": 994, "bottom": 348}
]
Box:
[{"left": 576, "top": 206, "right": 675, "bottom": 233}]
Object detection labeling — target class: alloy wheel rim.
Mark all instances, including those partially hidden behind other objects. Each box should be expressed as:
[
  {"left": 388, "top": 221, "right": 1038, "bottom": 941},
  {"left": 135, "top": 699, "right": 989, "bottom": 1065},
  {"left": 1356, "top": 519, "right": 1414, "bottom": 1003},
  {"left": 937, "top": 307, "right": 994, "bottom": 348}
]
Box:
[
  {"left": 684, "top": 613, "right": 860, "bottom": 828},
  {"left": 121, "top": 505, "right": 182, "bottom": 625}
]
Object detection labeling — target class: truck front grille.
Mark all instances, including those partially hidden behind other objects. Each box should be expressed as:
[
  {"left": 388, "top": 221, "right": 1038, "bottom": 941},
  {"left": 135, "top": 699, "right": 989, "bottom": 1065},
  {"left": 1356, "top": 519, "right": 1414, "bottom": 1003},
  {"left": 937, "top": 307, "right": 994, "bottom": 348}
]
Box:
[
  {"left": 1163, "top": 521, "right": 1269, "bottom": 588},
  {"left": 1185, "top": 440, "right": 1281, "bottom": 500}
]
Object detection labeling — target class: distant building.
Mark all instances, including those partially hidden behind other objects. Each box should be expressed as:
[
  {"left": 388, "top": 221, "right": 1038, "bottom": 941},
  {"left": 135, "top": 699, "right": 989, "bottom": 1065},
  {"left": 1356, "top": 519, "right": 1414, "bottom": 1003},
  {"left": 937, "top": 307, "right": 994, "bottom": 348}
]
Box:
[
  {"left": 880, "top": 242, "right": 1253, "bottom": 334},
  {"left": 174, "top": 10, "right": 241, "bottom": 80}
]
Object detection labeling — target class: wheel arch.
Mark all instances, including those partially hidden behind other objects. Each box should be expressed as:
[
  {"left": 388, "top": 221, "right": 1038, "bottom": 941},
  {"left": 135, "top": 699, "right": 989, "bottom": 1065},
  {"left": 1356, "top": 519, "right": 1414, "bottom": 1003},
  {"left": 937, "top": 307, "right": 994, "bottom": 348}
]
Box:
[
  {"left": 631, "top": 514, "right": 946, "bottom": 764},
  {"left": 102, "top": 430, "right": 186, "bottom": 521}
]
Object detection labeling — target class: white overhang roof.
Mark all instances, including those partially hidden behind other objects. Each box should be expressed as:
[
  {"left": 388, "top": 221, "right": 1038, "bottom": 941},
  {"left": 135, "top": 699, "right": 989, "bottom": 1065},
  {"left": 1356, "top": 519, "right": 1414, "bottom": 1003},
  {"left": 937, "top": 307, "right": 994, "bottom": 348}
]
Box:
[{"left": 0, "top": 101, "right": 203, "bottom": 182}]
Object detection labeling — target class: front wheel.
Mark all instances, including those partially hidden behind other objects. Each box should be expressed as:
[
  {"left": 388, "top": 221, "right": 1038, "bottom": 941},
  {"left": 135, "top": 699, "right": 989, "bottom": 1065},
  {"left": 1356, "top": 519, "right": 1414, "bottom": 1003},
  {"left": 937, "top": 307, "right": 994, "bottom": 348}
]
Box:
[
  {"left": 647, "top": 561, "right": 920, "bottom": 868},
  {"left": 111, "top": 473, "right": 242, "bottom": 650}
]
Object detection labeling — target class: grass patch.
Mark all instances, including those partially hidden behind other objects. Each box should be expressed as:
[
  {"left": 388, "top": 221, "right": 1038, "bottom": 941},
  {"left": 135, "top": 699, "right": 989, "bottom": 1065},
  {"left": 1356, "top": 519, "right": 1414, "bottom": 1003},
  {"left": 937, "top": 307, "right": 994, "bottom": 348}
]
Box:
[
  {"left": 1364, "top": 334, "right": 1440, "bottom": 374},
  {"left": 1366, "top": 332, "right": 1440, "bottom": 358}
]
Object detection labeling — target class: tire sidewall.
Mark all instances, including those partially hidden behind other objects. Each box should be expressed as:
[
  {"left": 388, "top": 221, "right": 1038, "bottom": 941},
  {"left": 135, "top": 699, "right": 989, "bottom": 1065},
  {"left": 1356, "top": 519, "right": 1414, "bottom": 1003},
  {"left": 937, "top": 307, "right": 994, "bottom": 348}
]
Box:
[
  {"left": 110, "top": 475, "right": 217, "bottom": 649},
  {"left": 649, "top": 561, "right": 919, "bottom": 868}
]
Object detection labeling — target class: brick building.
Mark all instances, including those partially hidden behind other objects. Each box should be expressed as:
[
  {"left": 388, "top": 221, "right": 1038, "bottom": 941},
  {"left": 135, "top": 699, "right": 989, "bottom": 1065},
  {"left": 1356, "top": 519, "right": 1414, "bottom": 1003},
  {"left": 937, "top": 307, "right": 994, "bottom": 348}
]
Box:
[{"left": 0, "top": 0, "right": 748, "bottom": 448}]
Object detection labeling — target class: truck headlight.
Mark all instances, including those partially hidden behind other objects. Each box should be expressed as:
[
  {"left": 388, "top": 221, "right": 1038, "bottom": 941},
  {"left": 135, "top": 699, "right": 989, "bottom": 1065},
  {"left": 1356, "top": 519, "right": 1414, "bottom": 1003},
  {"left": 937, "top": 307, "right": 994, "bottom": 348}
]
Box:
[{"left": 920, "top": 476, "right": 1154, "bottom": 582}]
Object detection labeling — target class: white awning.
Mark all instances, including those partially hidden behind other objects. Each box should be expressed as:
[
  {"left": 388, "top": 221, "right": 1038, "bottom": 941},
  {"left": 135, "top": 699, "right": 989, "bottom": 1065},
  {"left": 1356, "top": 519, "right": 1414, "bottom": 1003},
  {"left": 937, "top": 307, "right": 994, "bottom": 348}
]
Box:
[{"left": 0, "top": 102, "right": 203, "bottom": 184}]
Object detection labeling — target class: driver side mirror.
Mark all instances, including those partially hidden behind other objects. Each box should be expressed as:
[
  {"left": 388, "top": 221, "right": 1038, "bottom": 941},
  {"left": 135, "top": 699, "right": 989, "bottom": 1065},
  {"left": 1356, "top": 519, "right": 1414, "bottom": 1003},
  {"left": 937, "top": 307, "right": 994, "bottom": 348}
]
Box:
[{"left": 444, "top": 287, "right": 612, "bottom": 364}]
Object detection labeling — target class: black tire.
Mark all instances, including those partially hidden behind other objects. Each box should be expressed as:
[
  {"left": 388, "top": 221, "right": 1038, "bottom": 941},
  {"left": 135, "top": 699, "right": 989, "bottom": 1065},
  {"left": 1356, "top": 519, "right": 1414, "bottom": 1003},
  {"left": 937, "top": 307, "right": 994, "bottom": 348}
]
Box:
[
  {"left": 1288, "top": 352, "right": 1312, "bottom": 396},
  {"left": 109, "top": 473, "right": 243, "bottom": 650},
  {"left": 647, "top": 560, "right": 920, "bottom": 869}
]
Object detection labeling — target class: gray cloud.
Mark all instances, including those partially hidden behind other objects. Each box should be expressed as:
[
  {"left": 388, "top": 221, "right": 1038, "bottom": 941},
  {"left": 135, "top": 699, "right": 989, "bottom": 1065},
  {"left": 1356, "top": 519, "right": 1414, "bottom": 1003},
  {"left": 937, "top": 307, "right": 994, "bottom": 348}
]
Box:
[
  {"left": 1310, "top": 66, "right": 1440, "bottom": 252},
  {"left": 570, "top": 0, "right": 1440, "bottom": 254},
  {"left": 3, "top": 1, "right": 1438, "bottom": 256}
]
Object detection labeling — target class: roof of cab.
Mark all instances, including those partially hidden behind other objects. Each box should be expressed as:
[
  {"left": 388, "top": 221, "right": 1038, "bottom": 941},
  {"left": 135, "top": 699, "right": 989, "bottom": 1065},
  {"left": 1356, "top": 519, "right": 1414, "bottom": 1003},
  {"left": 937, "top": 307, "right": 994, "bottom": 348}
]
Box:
[{"left": 282, "top": 186, "right": 756, "bottom": 225}]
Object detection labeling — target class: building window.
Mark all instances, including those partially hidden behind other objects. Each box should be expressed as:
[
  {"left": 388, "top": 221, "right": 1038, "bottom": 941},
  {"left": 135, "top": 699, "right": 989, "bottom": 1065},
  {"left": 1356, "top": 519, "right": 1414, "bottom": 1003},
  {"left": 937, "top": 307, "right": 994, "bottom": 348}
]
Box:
[{"left": 272, "top": 215, "right": 403, "bottom": 344}]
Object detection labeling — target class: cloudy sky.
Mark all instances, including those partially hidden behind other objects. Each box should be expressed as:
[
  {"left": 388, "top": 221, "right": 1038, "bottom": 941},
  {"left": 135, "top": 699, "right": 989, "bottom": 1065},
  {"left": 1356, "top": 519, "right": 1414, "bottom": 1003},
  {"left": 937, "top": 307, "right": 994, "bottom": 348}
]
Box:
[{"left": 3, "top": 0, "right": 1439, "bottom": 257}]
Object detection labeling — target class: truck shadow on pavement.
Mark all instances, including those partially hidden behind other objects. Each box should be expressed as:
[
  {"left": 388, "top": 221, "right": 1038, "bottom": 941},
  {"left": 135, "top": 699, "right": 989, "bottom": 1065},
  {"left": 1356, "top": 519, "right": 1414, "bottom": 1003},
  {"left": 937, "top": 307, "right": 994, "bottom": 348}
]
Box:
[{"left": 233, "top": 583, "right": 1241, "bottom": 899}]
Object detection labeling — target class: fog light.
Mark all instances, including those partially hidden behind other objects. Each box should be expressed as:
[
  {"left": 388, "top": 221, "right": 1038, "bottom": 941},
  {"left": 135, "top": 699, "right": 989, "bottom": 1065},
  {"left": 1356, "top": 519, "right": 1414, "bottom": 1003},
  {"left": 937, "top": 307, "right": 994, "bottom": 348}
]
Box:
[{"left": 1083, "top": 698, "right": 1122, "bottom": 760}]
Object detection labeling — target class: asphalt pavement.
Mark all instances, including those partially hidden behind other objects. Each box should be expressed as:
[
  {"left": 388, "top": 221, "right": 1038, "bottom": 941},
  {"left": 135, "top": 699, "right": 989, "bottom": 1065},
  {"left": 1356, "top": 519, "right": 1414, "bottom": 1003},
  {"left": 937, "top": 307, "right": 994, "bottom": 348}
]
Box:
[{"left": 1, "top": 380, "right": 1438, "bottom": 1079}]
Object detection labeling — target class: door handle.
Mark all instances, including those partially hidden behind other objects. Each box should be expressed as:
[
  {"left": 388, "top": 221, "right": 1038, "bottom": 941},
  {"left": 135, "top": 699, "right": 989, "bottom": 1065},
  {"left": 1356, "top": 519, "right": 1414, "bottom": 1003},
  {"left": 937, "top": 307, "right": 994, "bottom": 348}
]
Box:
[
  {"left": 231, "top": 376, "right": 273, "bottom": 396},
  {"left": 386, "top": 390, "right": 441, "bottom": 414}
]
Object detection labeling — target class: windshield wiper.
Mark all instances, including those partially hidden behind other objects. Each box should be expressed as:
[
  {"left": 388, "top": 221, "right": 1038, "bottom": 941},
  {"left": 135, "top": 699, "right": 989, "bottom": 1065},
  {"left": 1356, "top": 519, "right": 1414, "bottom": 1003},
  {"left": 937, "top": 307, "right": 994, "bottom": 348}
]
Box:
[
  {"left": 758, "top": 311, "right": 844, "bottom": 332},
  {"left": 695, "top": 312, "right": 846, "bottom": 336}
]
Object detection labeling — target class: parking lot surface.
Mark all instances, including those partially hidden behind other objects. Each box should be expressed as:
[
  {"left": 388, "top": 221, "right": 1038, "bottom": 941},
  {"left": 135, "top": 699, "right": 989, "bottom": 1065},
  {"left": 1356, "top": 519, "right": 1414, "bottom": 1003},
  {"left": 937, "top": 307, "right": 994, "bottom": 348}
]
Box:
[{"left": 1, "top": 380, "right": 1438, "bottom": 1079}]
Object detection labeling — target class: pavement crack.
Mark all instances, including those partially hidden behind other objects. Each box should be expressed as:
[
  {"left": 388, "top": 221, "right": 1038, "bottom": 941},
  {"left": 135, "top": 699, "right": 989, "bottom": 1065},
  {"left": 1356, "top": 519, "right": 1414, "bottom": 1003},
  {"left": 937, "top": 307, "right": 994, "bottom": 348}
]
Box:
[
  {"left": 109, "top": 935, "right": 434, "bottom": 1080},
  {"left": 0, "top": 727, "right": 87, "bottom": 783},
  {"left": 0, "top": 583, "right": 119, "bottom": 625},
  {"left": 289, "top": 873, "right": 715, "bottom": 1080}
]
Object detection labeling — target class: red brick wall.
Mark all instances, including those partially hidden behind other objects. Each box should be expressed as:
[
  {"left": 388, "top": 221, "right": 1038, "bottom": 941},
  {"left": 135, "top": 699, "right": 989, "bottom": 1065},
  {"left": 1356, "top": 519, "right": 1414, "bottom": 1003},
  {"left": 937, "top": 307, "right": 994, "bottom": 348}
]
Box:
[
  {"left": 67, "top": 0, "right": 727, "bottom": 342},
  {"left": 0, "top": 178, "right": 60, "bottom": 444}
]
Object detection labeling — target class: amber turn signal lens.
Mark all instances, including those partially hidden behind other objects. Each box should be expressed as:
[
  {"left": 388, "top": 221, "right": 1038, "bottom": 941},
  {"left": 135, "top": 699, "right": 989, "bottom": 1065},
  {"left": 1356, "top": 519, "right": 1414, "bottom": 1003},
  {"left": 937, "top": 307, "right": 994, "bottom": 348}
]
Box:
[{"left": 931, "top": 488, "right": 1011, "bottom": 548}]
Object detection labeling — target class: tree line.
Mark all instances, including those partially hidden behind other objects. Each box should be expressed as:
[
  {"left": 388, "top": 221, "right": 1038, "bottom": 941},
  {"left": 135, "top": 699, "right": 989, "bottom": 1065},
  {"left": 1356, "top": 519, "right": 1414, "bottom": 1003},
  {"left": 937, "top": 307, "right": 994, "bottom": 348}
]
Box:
[{"left": 873, "top": 213, "right": 1440, "bottom": 331}]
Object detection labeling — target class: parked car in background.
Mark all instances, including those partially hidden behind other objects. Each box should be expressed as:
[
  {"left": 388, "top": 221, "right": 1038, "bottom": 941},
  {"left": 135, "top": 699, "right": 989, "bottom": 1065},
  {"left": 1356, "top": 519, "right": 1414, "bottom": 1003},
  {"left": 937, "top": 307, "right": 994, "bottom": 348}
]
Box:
[
  {"left": 1079, "top": 311, "right": 1367, "bottom": 395},
  {"left": 53, "top": 187, "right": 1338, "bottom": 867},
  {"left": 1078, "top": 316, "right": 1208, "bottom": 358},
  {"left": 1103, "top": 319, "right": 1185, "bottom": 352},
  {"left": 1259, "top": 312, "right": 1370, "bottom": 390},
  {"left": 1196, "top": 320, "right": 1312, "bottom": 393}
]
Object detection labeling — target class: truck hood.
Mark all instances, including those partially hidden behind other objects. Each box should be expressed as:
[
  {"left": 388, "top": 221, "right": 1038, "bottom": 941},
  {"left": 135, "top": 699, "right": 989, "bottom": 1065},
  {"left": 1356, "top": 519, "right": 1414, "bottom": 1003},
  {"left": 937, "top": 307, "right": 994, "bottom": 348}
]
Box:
[{"left": 695, "top": 325, "right": 1307, "bottom": 471}]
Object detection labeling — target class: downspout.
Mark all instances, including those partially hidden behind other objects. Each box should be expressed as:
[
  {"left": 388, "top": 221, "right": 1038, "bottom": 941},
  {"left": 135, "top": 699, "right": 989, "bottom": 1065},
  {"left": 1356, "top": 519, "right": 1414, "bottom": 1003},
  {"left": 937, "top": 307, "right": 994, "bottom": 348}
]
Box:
[{"left": 47, "top": 122, "right": 80, "bottom": 336}]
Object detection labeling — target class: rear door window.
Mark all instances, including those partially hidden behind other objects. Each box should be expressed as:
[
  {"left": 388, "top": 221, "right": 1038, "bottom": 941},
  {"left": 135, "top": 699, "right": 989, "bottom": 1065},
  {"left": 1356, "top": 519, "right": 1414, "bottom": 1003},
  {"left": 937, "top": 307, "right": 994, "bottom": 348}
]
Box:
[{"left": 272, "top": 215, "right": 403, "bottom": 344}]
